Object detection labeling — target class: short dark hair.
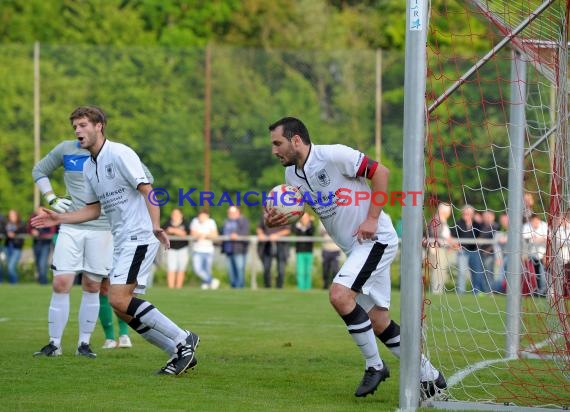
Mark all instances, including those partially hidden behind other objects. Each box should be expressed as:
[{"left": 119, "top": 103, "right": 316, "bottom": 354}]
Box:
[
  {"left": 69, "top": 106, "right": 107, "bottom": 134},
  {"left": 268, "top": 117, "right": 311, "bottom": 145}
]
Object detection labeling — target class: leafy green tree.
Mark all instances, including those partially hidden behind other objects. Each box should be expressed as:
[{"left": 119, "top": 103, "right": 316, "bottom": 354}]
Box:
[{"left": 0, "top": 0, "right": 503, "bottom": 226}]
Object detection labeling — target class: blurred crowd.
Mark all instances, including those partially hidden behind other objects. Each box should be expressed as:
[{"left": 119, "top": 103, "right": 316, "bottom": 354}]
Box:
[
  {"left": 0, "top": 208, "right": 58, "bottom": 285},
  {"left": 425, "top": 193, "right": 570, "bottom": 296},
  {"left": 0, "top": 205, "right": 343, "bottom": 290},
  {"left": 5, "top": 192, "right": 569, "bottom": 296}
]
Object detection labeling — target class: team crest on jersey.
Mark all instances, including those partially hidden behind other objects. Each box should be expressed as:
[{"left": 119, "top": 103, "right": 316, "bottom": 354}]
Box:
[
  {"left": 105, "top": 163, "right": 115, "bottom": 179},
  {"left": 316, "top": 169, "right": 330, "bottom": 187}
]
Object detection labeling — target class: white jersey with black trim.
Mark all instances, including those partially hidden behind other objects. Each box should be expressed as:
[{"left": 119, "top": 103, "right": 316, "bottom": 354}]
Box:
[
  {"left": 285, "top": 144, "right": 398, "bottom": 255},
  {"left": 83, "top": 140, "right": 158, "bottom": 246},
  {"left": 32, "top": 140, "right": 110, "bottom": 231}
]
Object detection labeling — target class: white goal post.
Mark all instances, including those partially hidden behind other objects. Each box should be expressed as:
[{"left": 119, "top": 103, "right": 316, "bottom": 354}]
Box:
[{"left": 401, "top": 0, "right": 569, "bottom": 410}]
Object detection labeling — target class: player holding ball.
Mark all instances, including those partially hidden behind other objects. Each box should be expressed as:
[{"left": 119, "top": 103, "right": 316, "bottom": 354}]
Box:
[{"left": 265, "top": 116, "right": 446, "bottom": 399}]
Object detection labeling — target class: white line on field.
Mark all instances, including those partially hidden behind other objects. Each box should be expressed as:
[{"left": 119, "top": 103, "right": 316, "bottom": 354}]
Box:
[
  {"left": 447, "top": 357, "right": 517, "bottom": 388},
  {"left": 448, "top": 335, "right": 564, "bottom": 388}
]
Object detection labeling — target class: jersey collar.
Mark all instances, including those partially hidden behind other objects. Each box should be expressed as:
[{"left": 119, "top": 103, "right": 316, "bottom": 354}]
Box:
[
  {"left": 90, "top": 138, "right": 108, "bottom": 162},
  {"left": 294, "top": 144, "right": 314, "bottom": 190}
]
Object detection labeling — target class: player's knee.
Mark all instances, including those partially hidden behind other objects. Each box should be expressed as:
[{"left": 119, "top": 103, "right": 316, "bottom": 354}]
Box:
[
  {"left": 83, "top": 283, "right": 100, "bottom": 293},
  {"left": 329, "top": 283, "right": 354, "bottom": 313},
  {"left": 52, "top": 274, "right": 74, "bottom": 293},
  {"left": 108, "top": 289, "right": 131, "bottom": 313},
  {"left": 81, "top": 273, "right": 103, "bottom": 292}
]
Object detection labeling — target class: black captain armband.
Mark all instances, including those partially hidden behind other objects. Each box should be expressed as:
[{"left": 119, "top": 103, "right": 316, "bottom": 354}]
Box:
[{"left": 356, "top": 156, "right": 378, "bottom": 179}]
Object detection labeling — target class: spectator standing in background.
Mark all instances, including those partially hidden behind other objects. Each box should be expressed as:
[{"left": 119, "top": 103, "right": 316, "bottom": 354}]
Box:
[
  {"left": 319, "top": 220, "right": 341, "bottom": 290},
  {"left": 28, "top": 207, "right": 58, "bottom": 285},
  {"left": 478, "top": 210, "right": 499, "bottom": 293},
  {"left": 257, "top": 215, "right": 291, "bottom": 289},
  {"left": 426, "top": 203, "right": 452, "bottom": 294},
  {"left": 4, "top": 209, "right": 26, "bottom": 284},
  {"left": 493, "top": 213, "right": 509, "bottom": 293},
  {"left": 523, "top": 192, "right": 535, "bottom": 224},
  {"left": 522, "top": 213, "right": 548, "bottom": 295},
  {"left": 221, "top": 206, "right": 250, "bottom": 289},
  {"left": 190, "top": 210, "right": 220, "bottom": 290},
  {"left": 450, "top": 205, "right": 485, "bottom": 294},
  {"left": 292, "top": 212, "right": 314, "bottom": 290},
  {"left": 163, "top": 208, "right": 190, "bottom": 289}
]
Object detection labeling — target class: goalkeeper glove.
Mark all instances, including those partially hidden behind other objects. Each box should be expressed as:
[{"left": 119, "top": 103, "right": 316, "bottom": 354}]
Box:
[{"left": 45, "top": 193, "right": 72, "bottom": 213}]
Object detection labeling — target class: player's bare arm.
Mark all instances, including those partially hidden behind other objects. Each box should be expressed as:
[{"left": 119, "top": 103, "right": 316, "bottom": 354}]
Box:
[
  {"left": 138, "top": 182, "right": 170, "bottom": 249},
  {"left": 31, "top": 203, "right": 101, "bottom": 228},
  {"left": 356, "top": 162, "right": 389, "bottom": 241}
]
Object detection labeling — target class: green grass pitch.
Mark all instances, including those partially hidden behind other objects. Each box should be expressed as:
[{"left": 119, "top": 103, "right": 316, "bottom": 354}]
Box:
[
  {"left": 1, "top": 285, "right": 400, "bottom": 411},
  {"left": 2, "top": 285, "right": 566, "bottom": 410}
]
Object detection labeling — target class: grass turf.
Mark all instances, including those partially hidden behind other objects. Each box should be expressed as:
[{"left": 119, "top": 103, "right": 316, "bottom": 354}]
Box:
[
  {"left": 1, "top": 285, "right": 400, "bottom": 411},
  {"left": 4, "top": 285, "right": 567, "bottom": 411}
]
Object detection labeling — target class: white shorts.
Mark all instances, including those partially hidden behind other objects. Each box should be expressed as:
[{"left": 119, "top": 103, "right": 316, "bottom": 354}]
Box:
[
  {"left": 110, "top": 242, "right": 159, "bottom": 295},
  {"left": 52, "top": 226, "right": 113, "bottom": 277},
  {"left": 333, "top": 241, "right": 398, "bottom": 311},
  {"left": 166, "top": 247, "right": 190, "bottom": 272}
]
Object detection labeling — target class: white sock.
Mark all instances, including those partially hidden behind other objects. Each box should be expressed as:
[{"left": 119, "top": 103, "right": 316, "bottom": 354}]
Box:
[
  {"left": 387, "top": 345, "right": 400, "bottom": 358},
  {"left": 128, "top": 317, "right": 178, "bottom": 355},
  {"left": 420, "top": 353, "right": 440, "bottom": 382},
  {"left": 140, "top": 328, "right": 177, "bottom": 355},
  {"left": 132, "top": 299, "right": 187, "bottom": 346},
  {"left": 352, "top": 327, "right": 383, "bottom": 370},
  {"left": 342, "top": 305, "right": 383, "bottom": 370},
  {"left": 78, "top": 291, "right": 99, "bottom": 345},
  {"left": 48, "top": 292, "right": 70, "bottom": 348}
]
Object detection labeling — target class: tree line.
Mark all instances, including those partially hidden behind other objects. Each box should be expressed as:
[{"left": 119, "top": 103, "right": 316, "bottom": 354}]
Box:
[{"left": 0, "top": 0, "right": 505, "bottom": 226}]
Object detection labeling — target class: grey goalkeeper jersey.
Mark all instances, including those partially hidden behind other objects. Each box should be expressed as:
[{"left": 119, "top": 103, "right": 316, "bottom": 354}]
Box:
[{"left": 32, "top": 140, "right": 153, "bottom": 231}]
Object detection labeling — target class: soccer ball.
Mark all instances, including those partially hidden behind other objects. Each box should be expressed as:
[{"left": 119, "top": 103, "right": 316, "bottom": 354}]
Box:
[{"left": 265, "top": 184, "right": 305, "bottom": 224}]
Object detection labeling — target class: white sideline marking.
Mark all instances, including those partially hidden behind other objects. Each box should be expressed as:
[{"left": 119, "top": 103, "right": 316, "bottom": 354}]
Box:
[
  {"left": 448, "top": 335, "right": 563, "bottom": 388},
  {"left": 520, "top": 334, "right": 566, "bottom": 361},
  {"left": 521, "top": 334, "right": 561, "bottom": 352},
  {"left": 448, "top": 357, "right": 517, "bottom": 388},
  {"left": 0, "top": 317, "right": 9, "bottom": 322}
]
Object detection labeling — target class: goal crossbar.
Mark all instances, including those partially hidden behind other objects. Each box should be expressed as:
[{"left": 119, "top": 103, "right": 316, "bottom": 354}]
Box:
[{"left": 427, "top": 0, "right": 556, "bottom": 114}]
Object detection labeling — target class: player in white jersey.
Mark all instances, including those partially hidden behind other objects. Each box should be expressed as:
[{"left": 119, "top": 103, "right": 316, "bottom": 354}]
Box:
[
  {"left": 32, "top": 133, "right": 152, "bottom": 356},
  {"left": 32, "top": 106, "right": 199, "bottom": 376},
  {"left": 32, "top": 139, "right": 113, "bottom": 358},
  {"left": 265, "top": 117, "right": 446, "bottom": 399}
]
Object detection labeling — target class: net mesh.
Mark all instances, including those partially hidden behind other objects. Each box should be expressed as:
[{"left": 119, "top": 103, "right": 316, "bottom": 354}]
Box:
[{"left": 423, "top": 0, "right": 570, "bottom": 408}]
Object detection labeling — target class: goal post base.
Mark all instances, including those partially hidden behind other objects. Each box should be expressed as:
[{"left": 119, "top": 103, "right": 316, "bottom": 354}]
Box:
[{"left": 423, "top": 400, "right": 562, "bottom": 411}]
